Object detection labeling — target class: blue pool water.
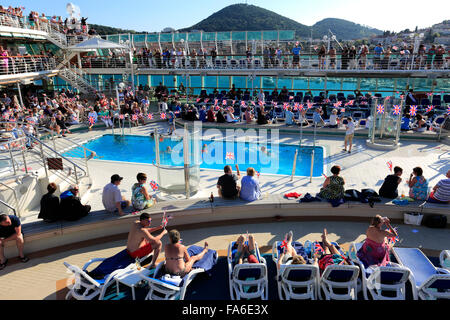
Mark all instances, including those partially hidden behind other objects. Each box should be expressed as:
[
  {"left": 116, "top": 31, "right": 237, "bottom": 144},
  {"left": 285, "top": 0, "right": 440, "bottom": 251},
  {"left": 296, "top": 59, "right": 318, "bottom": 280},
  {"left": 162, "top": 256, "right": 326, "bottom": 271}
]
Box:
[{"left": 67, "top": 134, "right": 324, "bottom": 177}]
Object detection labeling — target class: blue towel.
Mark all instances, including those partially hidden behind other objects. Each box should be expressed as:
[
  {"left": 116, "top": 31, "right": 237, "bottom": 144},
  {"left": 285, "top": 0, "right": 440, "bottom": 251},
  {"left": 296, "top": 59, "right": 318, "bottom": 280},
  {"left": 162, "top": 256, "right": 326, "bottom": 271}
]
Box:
[
  {"left": 393, "top": 199, "right": 409, "bottom": 206},
  {"left": 89, "top": 249, "right": 134, "bottom": 279},
  {"left": 277, "top": 241, "right": 309, "bottom": 261},
  {"left": 188, "top": 245, "right": 218, "bottom": 274},
  {"left": 329, "top": 198, "right": 345, "bottom": 207}
]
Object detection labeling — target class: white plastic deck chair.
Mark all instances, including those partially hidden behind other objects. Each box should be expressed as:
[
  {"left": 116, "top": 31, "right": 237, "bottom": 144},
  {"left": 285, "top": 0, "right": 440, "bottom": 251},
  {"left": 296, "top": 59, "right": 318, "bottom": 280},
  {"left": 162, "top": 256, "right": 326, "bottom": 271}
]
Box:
[
  {"left": 393, "top": 247, "right": 450, "bottom": 300},
  {"left": 319, "top": 264, "right": 360, "bottom": 300},
  {"left": 349, "top": 242, "right": 411, "bottom": 300},
  {"left": 271, "top": 241, "right": 319, "bottom": 300},
  {"left": 440, "top": 250, "right": 450, "bottom": 271},
  {"left": 64, "top": 253, "right": 152, "bottom": 300},
  {"left": 63, "top": 260, "right": 121, "bottom": 300},
  {"left": 139, "top": 256, "right": 217, "bottom": 300},
  {"left": 228, "top": 241, "right": 268, "bottom": 300}
]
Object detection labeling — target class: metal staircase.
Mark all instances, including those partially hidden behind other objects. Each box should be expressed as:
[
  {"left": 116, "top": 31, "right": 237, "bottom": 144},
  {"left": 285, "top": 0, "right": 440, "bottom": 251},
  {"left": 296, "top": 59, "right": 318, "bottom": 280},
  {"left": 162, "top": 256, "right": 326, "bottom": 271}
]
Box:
[
  {"left": 0, "top": 123, "right": 96, "bottom": 218},
  {"left": 58, "top": 68, "right": 98, "bottom": 94}
]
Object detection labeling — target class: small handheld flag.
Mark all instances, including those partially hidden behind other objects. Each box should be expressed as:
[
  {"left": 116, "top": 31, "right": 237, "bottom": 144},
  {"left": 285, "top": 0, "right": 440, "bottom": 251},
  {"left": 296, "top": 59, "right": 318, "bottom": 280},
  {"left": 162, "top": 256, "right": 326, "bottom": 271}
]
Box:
[
  {"left": 377, "top": 105, "right": 385, "bottom": 114},
  {"left": 150, "top": 180, "right": 159, "bottom": 191},
  {"left": 160, "top": 113, "right": 167, "bottom": 120},
  {"left": 88, "top": 116, "right": 95, "bottom": 125},
  {"left": 225, "top": 152, "right": 235, "bottom": 160},
  {"left": 387, "top": 161, "right": 393, "bottom": 172},
  {"left": 147, "top": 113, "right": 153, "bottom": 120},
  {"left": 409, "top": 106, "right": 417, "bottom": 116},
  {"left": 392, "top": 105, "right": 401, "bottom": 116},
  {"left": 132, "top": 114, "right": 138, "bottom": 121},
  {"left": 426, "top": 105, "right": 434, "bottom": 113},
  {"left": 280, "top": 237, "right": 288, "bottom": 254}
]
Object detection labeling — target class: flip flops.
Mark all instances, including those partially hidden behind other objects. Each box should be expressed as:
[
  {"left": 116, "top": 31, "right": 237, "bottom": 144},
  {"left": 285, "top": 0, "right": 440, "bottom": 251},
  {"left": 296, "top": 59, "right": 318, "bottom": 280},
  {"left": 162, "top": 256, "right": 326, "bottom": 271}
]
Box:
[{"left": 20, "top": 256, "right": 29, "bottom": 263}]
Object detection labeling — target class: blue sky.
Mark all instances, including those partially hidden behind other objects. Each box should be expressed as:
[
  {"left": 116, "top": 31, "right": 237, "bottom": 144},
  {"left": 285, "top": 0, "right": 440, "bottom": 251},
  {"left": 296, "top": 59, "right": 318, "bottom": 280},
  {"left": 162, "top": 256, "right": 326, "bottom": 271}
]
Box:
[{"left": 2, "top": 0, "right": 448, "bottom": 33}]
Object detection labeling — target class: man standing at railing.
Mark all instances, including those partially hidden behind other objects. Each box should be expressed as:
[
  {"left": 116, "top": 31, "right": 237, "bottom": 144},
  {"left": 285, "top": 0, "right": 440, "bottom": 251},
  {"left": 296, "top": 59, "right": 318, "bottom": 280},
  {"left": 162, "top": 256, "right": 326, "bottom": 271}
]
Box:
[
  {"left": 0, "top": 214, "right": 29, "bottom": 270},
  {"left": 292, "top": 42, "right": 302, "bottom": 69}
]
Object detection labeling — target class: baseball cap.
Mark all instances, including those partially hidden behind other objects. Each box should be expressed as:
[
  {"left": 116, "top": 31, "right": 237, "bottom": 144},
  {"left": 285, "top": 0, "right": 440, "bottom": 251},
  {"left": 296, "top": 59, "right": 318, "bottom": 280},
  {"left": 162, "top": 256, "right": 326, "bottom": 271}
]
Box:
[{"left": 111, "top": 174, "right": 123, "bottom": 183}]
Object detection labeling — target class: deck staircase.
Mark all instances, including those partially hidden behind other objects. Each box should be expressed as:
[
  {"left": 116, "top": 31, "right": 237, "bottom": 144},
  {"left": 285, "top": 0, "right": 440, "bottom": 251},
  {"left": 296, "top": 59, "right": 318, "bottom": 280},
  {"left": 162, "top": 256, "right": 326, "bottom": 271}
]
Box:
[{"left": 0, "top": 124, "right": 95, "bottom": 219}]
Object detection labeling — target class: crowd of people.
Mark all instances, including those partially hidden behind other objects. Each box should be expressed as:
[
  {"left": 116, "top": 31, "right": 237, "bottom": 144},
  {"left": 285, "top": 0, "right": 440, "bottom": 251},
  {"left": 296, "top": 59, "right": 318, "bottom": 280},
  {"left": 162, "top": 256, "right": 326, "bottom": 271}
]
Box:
[{"left": 131, "top": 43, "right": 449, "bottom": 71}]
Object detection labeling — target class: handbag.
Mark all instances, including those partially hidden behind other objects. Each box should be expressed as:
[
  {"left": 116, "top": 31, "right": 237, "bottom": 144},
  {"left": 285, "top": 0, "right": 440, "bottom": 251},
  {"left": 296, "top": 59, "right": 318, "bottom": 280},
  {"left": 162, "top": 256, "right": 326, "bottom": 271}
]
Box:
[{"left": 403, "top": 212, "right": 423, "bottom": 226}]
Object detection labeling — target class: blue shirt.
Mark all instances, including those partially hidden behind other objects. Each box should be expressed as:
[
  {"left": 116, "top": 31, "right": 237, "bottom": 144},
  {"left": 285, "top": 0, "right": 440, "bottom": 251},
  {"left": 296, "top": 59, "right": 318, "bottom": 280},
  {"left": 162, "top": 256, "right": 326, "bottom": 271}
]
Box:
[
  {"left": 401, "top": 117, "right": 410, "bottom": 130},
  {"left": 285, "top": 110, "right": 294, "bottom": 125},
  {"left": 374, "top": 46, "right": 383, "bottom": 56},
  {"left": 292, "top": 47, "right": 301, "bottom": 56},
  {"left": 313, "top": 111, "right": 323, "bottom": 124},
  {"left": 199, "top": 109, "right": 207, "bottom": 122},
  {"left": 240, "top": 176, "right": 261, "bottom": 202}
]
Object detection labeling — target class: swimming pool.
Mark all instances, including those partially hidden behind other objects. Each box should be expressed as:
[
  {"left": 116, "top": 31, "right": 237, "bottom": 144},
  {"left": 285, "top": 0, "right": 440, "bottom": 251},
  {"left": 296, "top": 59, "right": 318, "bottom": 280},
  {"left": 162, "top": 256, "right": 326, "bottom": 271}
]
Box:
[{"left": 66, "top": 134, "right": 324, "bottom": 177}]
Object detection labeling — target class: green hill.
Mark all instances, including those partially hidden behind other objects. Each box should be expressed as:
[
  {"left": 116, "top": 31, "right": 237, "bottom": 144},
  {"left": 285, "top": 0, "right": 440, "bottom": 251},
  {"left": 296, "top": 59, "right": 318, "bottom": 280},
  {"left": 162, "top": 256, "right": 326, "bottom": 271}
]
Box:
[
  {"left": 180, "top": 4, "right": 383, "bottom": 40},
  {"left": 89, "top": 24, "right": 139, "bottom": 35},
  {"left": 179, "top": 4, "right": 311, "bottom": 36},
  {"left": 312, "top": 18, "right": 382, "bottom": 40}
]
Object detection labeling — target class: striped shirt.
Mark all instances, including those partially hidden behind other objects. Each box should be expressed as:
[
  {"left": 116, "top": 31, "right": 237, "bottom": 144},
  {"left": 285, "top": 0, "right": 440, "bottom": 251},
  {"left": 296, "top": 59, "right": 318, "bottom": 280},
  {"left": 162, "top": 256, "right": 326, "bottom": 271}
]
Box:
[{"left": 434, "top": 178, "right": 450, "bottom": 202}]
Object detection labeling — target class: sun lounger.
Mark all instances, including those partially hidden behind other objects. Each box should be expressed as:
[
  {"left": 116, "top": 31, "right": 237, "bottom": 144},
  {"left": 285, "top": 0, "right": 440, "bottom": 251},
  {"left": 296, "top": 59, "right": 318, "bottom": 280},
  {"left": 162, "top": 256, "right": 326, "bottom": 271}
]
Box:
[
  {"left": 393, "top": 247, "right": 450, "bottom": 300},
  {"left": 228, "top": 241, "right": 268, "bottom": 300},
  {"left": 63, "top": 252, "right": 152, "bottom": 300},
  {"left": 349, "top": 242, "right": 411, "bottom": 300},
  {"left": 272, "top": 241, "right": 319, "bottom": 300},
  {"left": 304, "top": 240, "right": 359, "bottom": 300},
  {"left": 139, "top": 246, "right": 218, "bottom": 300},
  {"left": 63, "top": 260, "right": 123, "bottom": 300}
]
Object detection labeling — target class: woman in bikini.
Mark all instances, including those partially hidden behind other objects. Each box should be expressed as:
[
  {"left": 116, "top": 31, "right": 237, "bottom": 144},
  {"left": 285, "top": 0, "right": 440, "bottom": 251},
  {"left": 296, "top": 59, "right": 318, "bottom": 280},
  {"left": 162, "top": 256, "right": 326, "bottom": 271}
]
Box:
[{"left": 164, "top": 230, "right": 209, "bottom": 277}]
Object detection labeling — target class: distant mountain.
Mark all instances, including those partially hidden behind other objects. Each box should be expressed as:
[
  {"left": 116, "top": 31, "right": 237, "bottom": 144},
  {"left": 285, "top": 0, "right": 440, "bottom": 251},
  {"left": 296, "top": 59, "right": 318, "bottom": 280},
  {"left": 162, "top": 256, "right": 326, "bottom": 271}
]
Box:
[
  {"left": 312, "top": 18, "right": 383, "bottom": 40},
  {"left": 179, "top": 4, "right": 311, "bottom": 36},
  {"left": 180, "top": 4, "right": 383, "bottom": 40},
  {"left": 89, "top": 24, "right": 139, "bottom": 35}
]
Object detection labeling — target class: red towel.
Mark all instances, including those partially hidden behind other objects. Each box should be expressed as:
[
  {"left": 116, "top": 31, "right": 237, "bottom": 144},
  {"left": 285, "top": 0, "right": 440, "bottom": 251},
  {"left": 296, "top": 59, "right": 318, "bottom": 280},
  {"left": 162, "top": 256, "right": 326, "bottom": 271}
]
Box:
[{"left": 284, "top": 192, "right": 302, "bottom": 199}]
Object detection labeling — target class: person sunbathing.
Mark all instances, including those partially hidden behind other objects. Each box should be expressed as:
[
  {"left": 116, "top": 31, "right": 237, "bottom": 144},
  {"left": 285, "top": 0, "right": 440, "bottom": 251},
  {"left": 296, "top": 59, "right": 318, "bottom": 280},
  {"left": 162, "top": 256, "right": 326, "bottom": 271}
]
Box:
[
  {"left": 313, "top": 229, "right": 350, "bottom": 274},
  {"left": 277, "top": 231, "right": 307, "bottom": 270},
  {"left": 164, "top": 230, "right": 209, "bottom": 278},
  {"left": 233, "top": 234, "right": 259, "bottom": 265},
  {"left": 357, "top": 215, "right": 397, "bottom": 268},
  {"left": 126, "top": 212, "right": 167, "bottom": 269}
]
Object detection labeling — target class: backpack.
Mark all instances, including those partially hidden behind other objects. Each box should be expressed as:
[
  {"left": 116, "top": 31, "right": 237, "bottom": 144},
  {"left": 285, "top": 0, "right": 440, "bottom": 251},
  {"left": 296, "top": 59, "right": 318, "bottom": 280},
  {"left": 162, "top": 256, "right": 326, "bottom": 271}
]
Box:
[
  {"left": 423, "top": 215, "right": 447, "bottom": 228},
  {"left": 344, "top": 189, "right": 361, "bottom": 201}
]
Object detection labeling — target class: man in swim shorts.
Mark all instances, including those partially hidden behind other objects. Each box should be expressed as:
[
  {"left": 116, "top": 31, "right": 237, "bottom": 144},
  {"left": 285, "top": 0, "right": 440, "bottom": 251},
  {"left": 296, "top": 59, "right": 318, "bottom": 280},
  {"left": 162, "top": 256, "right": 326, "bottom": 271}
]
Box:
[{"left": 126, "top": 212, "right": 167, "bottom": 268}]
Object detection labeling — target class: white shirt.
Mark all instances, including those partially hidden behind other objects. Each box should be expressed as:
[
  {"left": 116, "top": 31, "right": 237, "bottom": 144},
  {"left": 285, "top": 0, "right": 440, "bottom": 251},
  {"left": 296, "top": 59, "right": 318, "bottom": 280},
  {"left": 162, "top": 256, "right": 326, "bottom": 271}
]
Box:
[
  {"left": 346, "top": 121, "right": 355, "bottom": 135},
  {"left": 329, "top": 114, "right": 338, "bottom": 126},
  {"left": 102, "top": 183, "right": 122, "bottom": 212},
  {"left": 160, "top": 102, "right": 168, "bottom": 113},
  {"left": 226, "top": 113, "right": 235, "bottom": 122}
]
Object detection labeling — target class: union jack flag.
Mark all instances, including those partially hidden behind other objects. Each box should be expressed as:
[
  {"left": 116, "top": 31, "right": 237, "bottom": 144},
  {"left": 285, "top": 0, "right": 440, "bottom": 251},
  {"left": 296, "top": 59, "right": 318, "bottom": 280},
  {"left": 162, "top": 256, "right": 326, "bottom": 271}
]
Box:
[
  {"left": 341, "top": 108, "right": 346, "bottom": 113},
  {"left": 323, "top": 99, "right": 331, "bottom": 104},
  {"left": 132, "top": 114, "right": 138, "bottom": 121},
  {"left": 250, "top": 101, "right": 256, "bottom": 106},
  {"left": 392, "top": 105, "right": 401, "bottom": 116},
  {"left": 196, "top": 98, "right": 201, "bottom": 103},
  {"left": 387, "top": 161, "right": 393, "bottom": 172},
  {"left": 222, "top": 100, "right": 227, "bottom": 105},
  {"left": 161, "top": 212, "right": 173, "bottom": 229},
  {"left": 384, "top": 96, "right": 391, "bottom": 102},
  {"left": 307, "top": 102, "right": 313, "bottom": 109},
  {"left": 377, "top": 105, "right": 385, "bottom": 114},
  {"left": 293, "top": 103, "right": 299, "bottom": 111},
  {"left": 334, "top": 101, "right": 342, "bottom": 108},
  {"left": 88, "top": 117, "right": 95, "bottom": 125},
  {"left": 241, "top": 101, "right": 246, "bottom": 107},
  {"left": 345, "top": 100, "right": 354, "bottom": 107},
  {"left": 205, "top": 98, "right": 210, "bottom": 103},
  {"left": 447, "top": 106, "right": 450, "bottom": 115},
  {"left": 298, "top": 104, "right": 304, "bottom": 111},
  {"left": 280, "top": 239, "right": 288, "bottom": 254},
  {"left": 160, "top": 113, "right": 167, "bottom": 120},
  {"left": 232, "top": 100, "right": 236, "bottom": 105},
  {"left": 147, "top": 113, "right": 153, "bottom": 120},
  {"left": 119, "top": 114, "right": 124, "bottom": 120},
  {"left": 314, "top": 242, "right": 324, "bottom": 254},
  {"left": 150, "top": 180, "right": 159, "bottom": 191},
  {"left": 283, "top": 103, "right": 289, "bottom": 110},
  {"left": 426, "top": 105, "right": 434, "bottom": 113},
  {"left": 258, "top": 100, "right": 265, "bottom": 106},
  {"left": 426, "top": 92, "right": 433, "bottom": 97},
  {"left": 214, "top": 99, "right": 218, "bottom": 106},
  {"left": 409, "top": 105, "right": 418, "bottom": 116},
  {"left": 225, "top": 152, "right": 235, "bottom": 160}
]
